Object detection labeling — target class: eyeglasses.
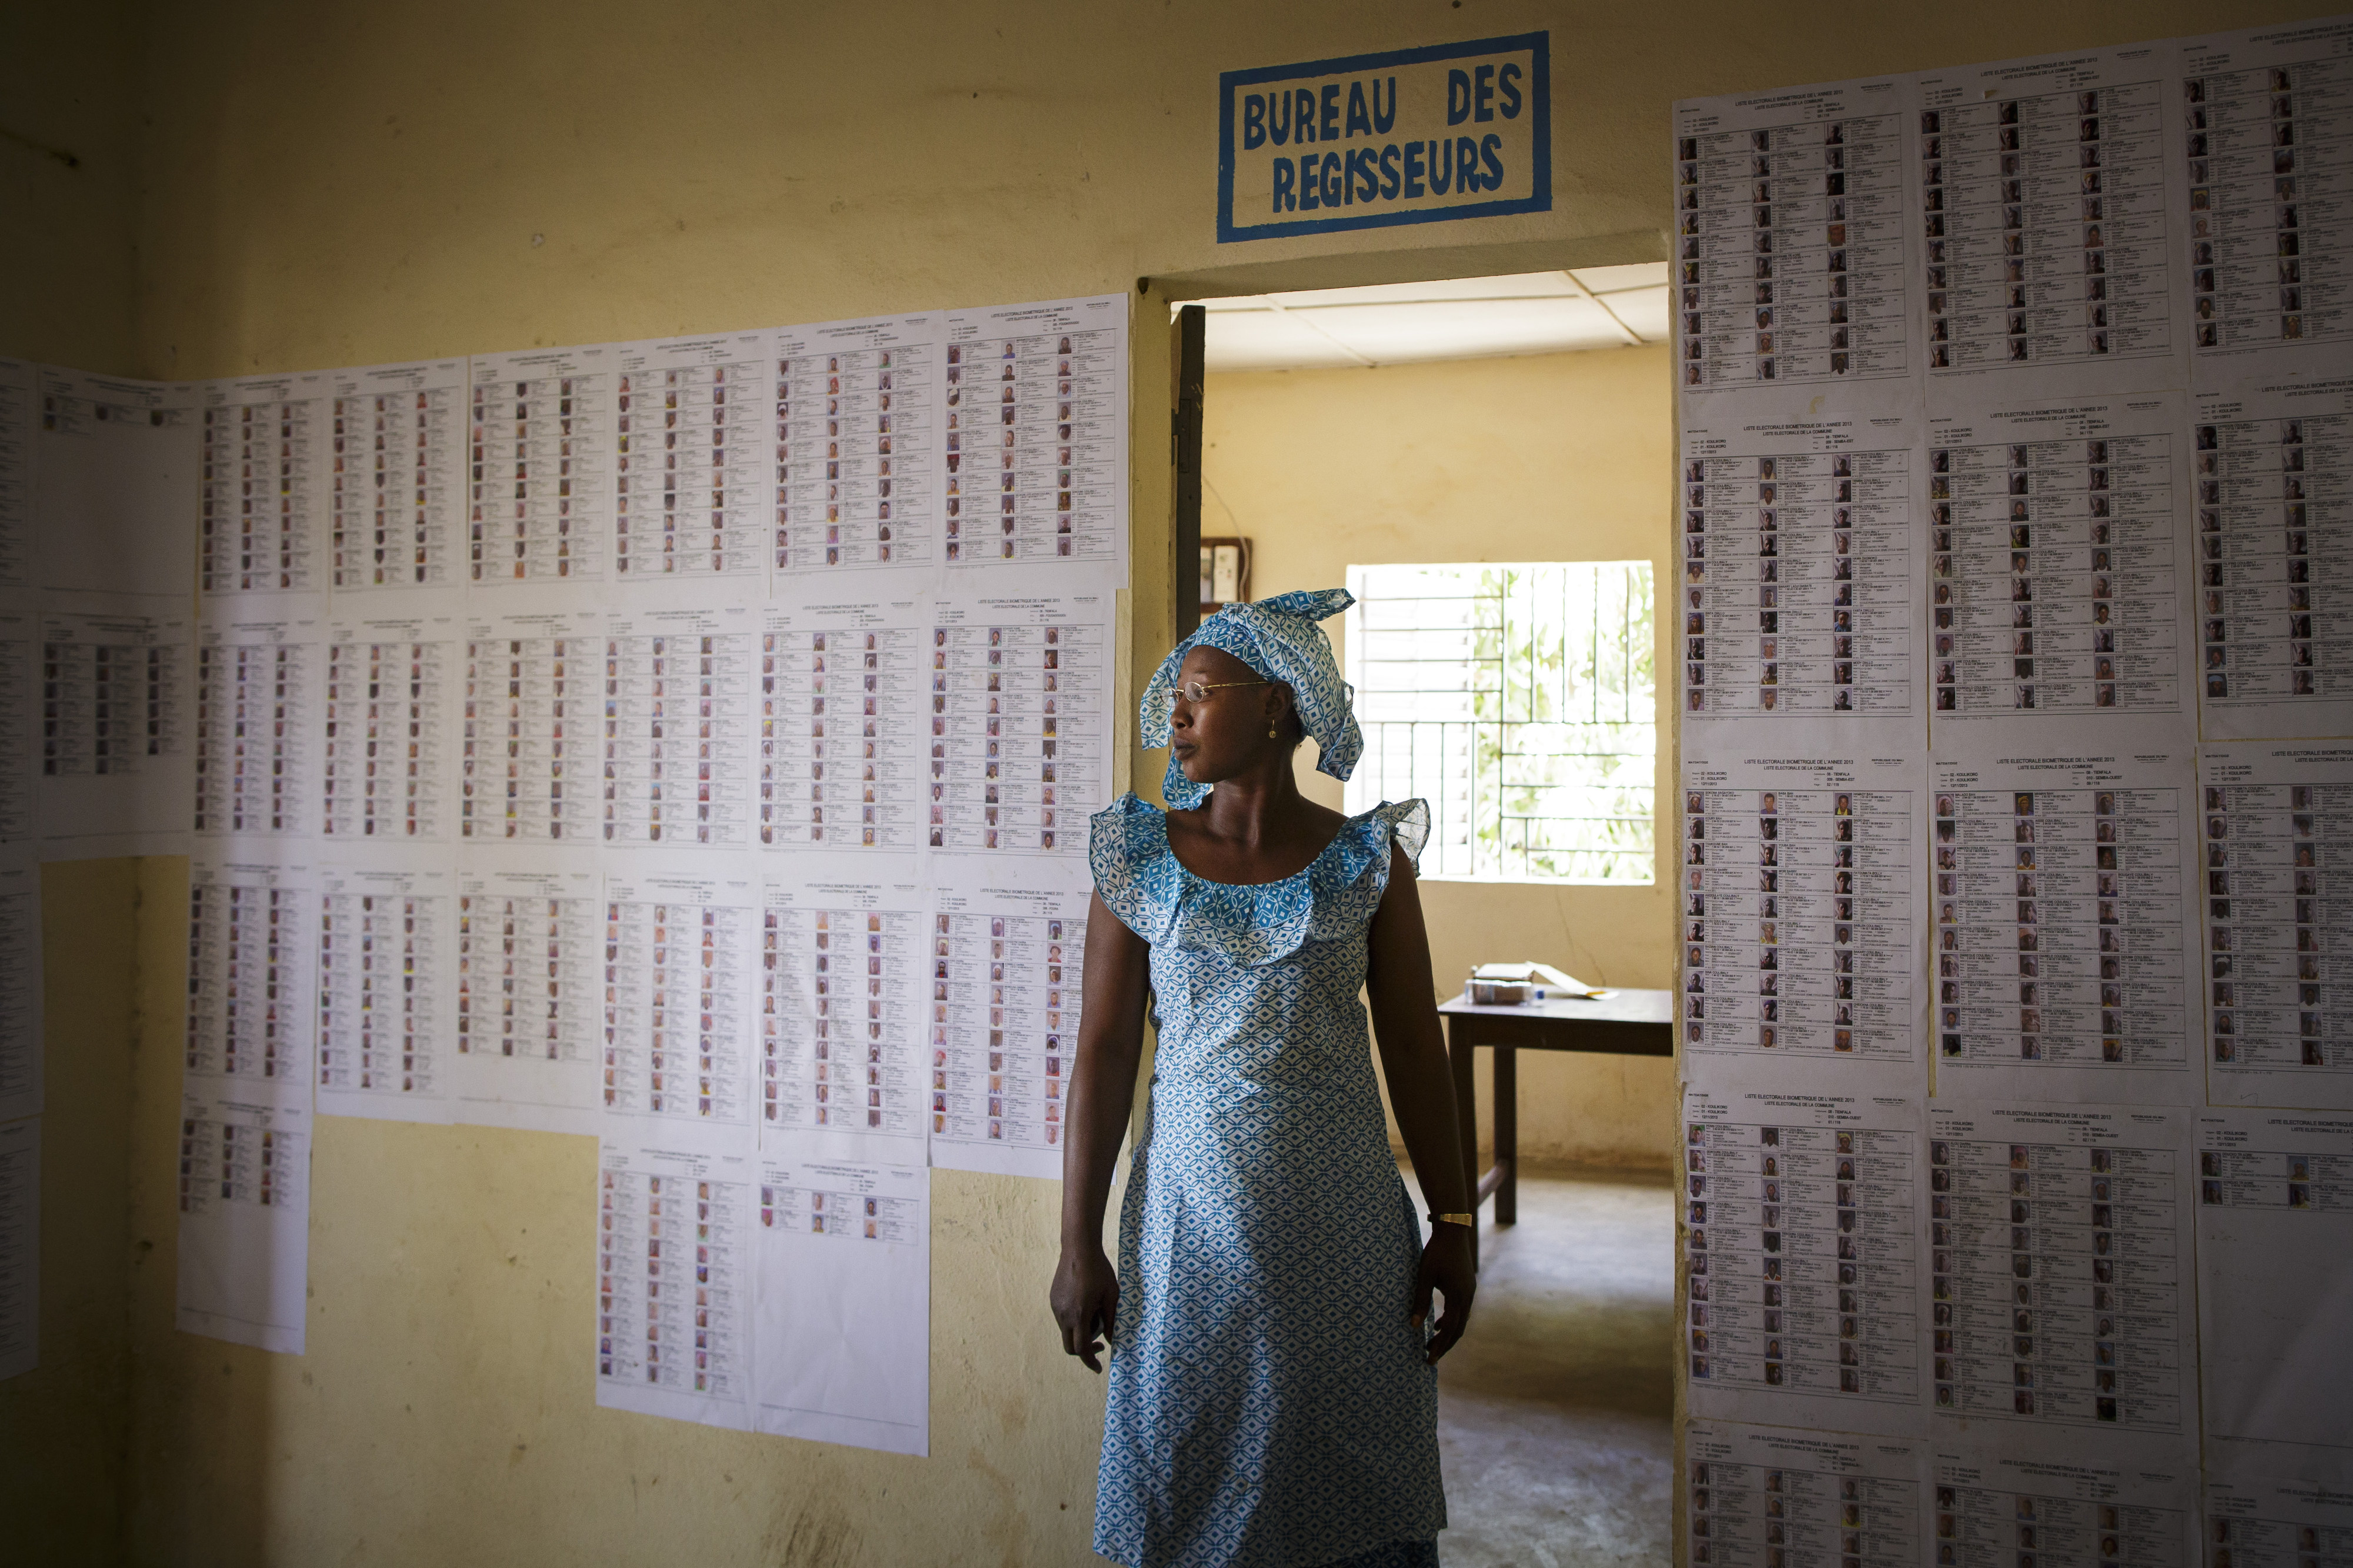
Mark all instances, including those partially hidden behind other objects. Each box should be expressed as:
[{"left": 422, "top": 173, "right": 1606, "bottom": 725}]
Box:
[{"left": 1175, "top": 678, "right": 1271, "bottom": 703}]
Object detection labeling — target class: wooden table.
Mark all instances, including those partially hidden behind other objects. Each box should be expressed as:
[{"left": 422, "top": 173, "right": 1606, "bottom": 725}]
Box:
[{"left": 1439, "top": 989, "right": 1675, "bottom": 1250}]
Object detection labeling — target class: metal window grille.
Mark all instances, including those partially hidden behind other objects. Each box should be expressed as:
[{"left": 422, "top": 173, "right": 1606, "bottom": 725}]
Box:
[{"left": 1344, "top": 562, "right": 1656, "bottom": 883}]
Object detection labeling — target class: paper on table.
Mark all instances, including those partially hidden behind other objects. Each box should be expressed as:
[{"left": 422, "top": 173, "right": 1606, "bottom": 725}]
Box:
[
  {"left": 321, "top": 605, "right": 463, "bottom": 846},
  {"left": 1682, "top": 1079, "right": 1928, "bottom": 1437},
  {"left": 1684, "top": 1418, "right": 1928, "bottom": 1567},
  {"left": 593, "top": 1136, "right": 755, "bottom": 1431},
  {"left": 185, "top": 848, "right": 317, "bottom": 1112},
  {"left": 756, "top": 868, "right": 929, "bottom": 1167},
  {"left": 0, "top": 357, "right": 32, "bottom": 590},
  {"left": 1678, "top": 391, "right": 1927, "bottom": 732},
  {"left": 1928, "top": 1424, "right": 2202, "bottom": 1564},
  {"left": 2199, "top": 743, "right": 2353, "bottom": 1109},
  {"left": 0, "top": 1116, "right": 35, "bottom": 1380},
  {"left": 465, "top": 344, "right": 617, "bottom": 592},
  {"left": 198, "top": 371, "right": 331, "bottom": 603},
  {"left": 194, "top": 605, "right": 325, "bottom": 844},
  {"left": 940, "top": 293, "right": 1128, "bottom": 578},
  {"left": 2205, "top": 1437, "right": 2353, "bottom": 1563},
  {"left": 608, "top": 332, "right": 769, "bottom": 589},
  {"left": 1928, "top": 750, "right": 2201, "bottom": 1105},
  {"left": 448, "top": 855, "right": 601, "bottom": 1137},
  {"left": 2179, "top": 16, "right": 2353, "bottom": 379},
  {"left": 2189, "top": 371, "right": 2353, "bottom": 740},
  {"left": 757, "top": 593, "right": 931, "bottom": 855},
  {"left": 1680, "top": 753, "right": 1928, "bottom": 1089},
  {"left": 1670, "top": 73, "right": 1921, "bottom": 399},
  {"left": 595, "top": 602, "right": 758, "bottom": 851},
  {"left": 595, "top": 862, "right": 762, "bottom": 1155},
  {"left": 314, "top": 848, "right": 456, "bottom": 1126},
  {"left": 0, "top": 849, "right": 44, "bottom": 1124},
  {"left": 1915, "top": 40, "right": 2192, "bottom": 399},
  {"left": 324, "top": 358, "right": 469, "bottom": 596},
  {"left": 2194, "top": 1106, "right": 2353, "bottom": 1452},
  {"left": 34, "top": 366, "right": 198, "bottom": 599},
  {"left": 175, "top": 1085, "right": 310, "bottom": 1354},
  {"left": 752, "top": 1156, "right": 928, "bottom": 1455},
  {"left": 924, "top": 865, "right": 1089, "bottom": 1180},
  {"left": 1925, "top": 1102, "right": 2199, "bottom": 1442},
  {"left": 774, "top": 313, "right": 943, "bottom": 578},
  {"left": 34, "top": 592, "right": 193, "bottom": 858},
  {"left": 1924, "top": 389, "right": 2197, "bottom": 753},
  {"left": 926, "top": 589, "right": 1114, "bottom": 867}
]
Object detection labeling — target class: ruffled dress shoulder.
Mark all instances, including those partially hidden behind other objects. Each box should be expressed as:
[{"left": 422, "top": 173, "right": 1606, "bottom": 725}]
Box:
[{"left": 1088, "top": 794, "right": 1429, "bottom": 968}]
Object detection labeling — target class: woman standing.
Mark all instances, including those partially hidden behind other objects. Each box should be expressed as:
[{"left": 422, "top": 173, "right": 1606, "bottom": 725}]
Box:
[{"left": 1051, "top": 589, "right": 1478, "bottom": 1568}]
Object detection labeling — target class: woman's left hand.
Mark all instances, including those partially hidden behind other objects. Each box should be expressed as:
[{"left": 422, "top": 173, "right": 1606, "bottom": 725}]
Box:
[{"left": 1410, "top": 1223, "right": 1477, "bottom": 1364}]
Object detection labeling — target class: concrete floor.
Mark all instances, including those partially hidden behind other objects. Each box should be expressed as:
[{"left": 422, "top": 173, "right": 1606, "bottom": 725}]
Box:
[{"left": 1428, "top": 1167, "right": 1675, "bottom": 1568}]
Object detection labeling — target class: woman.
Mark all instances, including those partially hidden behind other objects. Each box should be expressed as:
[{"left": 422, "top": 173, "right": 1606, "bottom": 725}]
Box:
[{"left": 1052, "top": 589, "right": 1478, "bottom": 1568}]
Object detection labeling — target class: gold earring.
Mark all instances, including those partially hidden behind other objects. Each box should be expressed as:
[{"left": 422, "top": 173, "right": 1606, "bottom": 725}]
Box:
[{"left": 1268, "top": 723, "right": 1280, "bottom": 738}]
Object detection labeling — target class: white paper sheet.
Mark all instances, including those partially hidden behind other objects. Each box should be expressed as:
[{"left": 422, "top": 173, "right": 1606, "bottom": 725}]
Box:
[
  {"left": 34, "top": 593, "right": 193, "bottom": 855},
  {"left": 926, "top": 591, "right": 1114, "bottom": 863},
  {"left": 175, "top": 1085, "right": 309, "bottom": 1354},
  {"left": 0, "top": 358, "right": 33, "bottom": 590},
  {"left": 0, "top": 852, "right": 44, "bottom": 1124},
  {"left": 34, "top": 366, "right": 197, "bottom": 599},
  {"left": 1671, "top": 75, "right": 1919, "bottom": 398},
  {"left": 185, "top": 849, "right": 316, "bottom": 1111},
  {"left": 2205, "top": 1438, "right": 2353, "bottom": 1565},
  {"left": 941, "top": 295, "right": 1128, "bottom": 574},
  {"left": 596, "top": 865, "right": 761, "bottom": 1153},
  {"left": 1684, "top": 1419, "right": 1927, "bottom": 1568},
  {"left": 1929, "top": 751, "right": 2201, "bottom": 1104},
  {"left": 314, "top": 851, "right": 456, "bottom": 1125},
  {"left": 756, "top": 871, "right": 929, "bottom": 1166},
  {"left": 1929, "top": 1427, "right": 2202, "bottom": 1566},
  {"left": 194, "top": 607, "right": 324, "bottom": 843},
  {"left": 1682, "top": 1080, "right": 1928, "bottom": 1436},
  {"left": 1925, "top": 389, "right": 2196, "bottom": 749},
  {"left": 0, "top": 1116, "right": 36, "bottom": 1380},
  {"left": 0, "top": 606, "right": 34, "bottom": 843},
  {"left": 325, "top": 359, "right": 468, "bottom": 595},
  {"left": 2179, "top": 16, "right": 2353, "bottom": 376},
  {"left": 2190, "top": 372, "right": 2353, "bottom": 739},
  {"left": 752, "top": 1157, "right": 929, "bottom": 1455},
  {"left": 1678, "top": 394, "right": 1926, "bottom": 726},
  {"left": 1926, "top": 1102, "right": 2198, "bottom": 1440},
  {"left": 758, "top": 595, "right": 930, "bottom": 853},
  {"left": 2195, "top": 1106, "right": 2353, "bottom": 1451},
  {"left": 321, "top": 606, "right": 462, "bottom": 845},
  {"left": 458, "top": 607, "right": 603, "bottom": 846},
  {"left": 1679, "top": 754, "right": 1927, "bottom": 1086},
  {"left": 465, "top": 345, "right": 616, "bottom": 590},
  {"left": 198, "top": 371, "right": 331, "bottom": 602},
  {"left": 924, "top": 872, "right": 1089, "bottom": 1179},
  {"left": 449, "top": 858, "right": 602, "bottom": 1137},
  {"left": 594, "top": 1136, "right": 756, "bottom": 1430},
  {"left": 608, "top": 333, "right": 770, "bottom": 588},
  {"left": 774, "top": 314, "right": 942, "bottom": 576},
  {"left": 1916, "top": 41, "right": 2191, "bottom": 398},
  {"left": 2199, "top": 743, "right": 2353, "bottom": 1108},
  {"left": 595, "top": 603, "right": 758, "bottom": 850}
]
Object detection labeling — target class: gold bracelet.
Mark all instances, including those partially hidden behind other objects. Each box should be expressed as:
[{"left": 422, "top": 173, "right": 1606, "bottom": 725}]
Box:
[{"left": 1430, "top": 1212, "right": 1476, "bottom": 1228}]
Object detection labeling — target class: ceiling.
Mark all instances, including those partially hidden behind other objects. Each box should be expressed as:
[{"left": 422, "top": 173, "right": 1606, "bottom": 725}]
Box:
[{"left": 1198, "top": 265, "right": 1668, "bottom": 373}]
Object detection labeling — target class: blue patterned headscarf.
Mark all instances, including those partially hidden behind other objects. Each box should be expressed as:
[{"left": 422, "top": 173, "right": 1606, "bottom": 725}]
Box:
[{"left": 1141, "top": 588, "right": 1362, "bottom": 809}]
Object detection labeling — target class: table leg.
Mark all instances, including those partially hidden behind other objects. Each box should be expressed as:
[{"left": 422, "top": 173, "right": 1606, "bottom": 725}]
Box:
[
  {"left": 1445, "top": 1016, "right": 1479, "bottom": 1270},
  {"left": 1494, "top": 1045, "right": 1517, "bottom": 1227}
]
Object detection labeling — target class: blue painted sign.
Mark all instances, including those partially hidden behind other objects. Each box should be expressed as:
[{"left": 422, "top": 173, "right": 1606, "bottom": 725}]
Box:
[{"left": 1218, "top": 34, "right": 1551, "bottom": 243}]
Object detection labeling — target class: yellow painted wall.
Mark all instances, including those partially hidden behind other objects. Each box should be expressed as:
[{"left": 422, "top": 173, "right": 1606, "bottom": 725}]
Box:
[
  {"left": 3, "top": 1, "right": 2338, "bottom": 1563},
  {"left": 1205, "top": 346, "right": 1678, "bottom": 1173}
]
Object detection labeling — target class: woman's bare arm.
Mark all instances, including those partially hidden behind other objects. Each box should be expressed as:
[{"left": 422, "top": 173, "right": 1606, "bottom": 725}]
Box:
[
  {"left": 1050, "top": 891, "right": 1152, "bottom": 1371},
  {"left": 1365, "top": 842, "right": 1478, "bottom": 1362}
]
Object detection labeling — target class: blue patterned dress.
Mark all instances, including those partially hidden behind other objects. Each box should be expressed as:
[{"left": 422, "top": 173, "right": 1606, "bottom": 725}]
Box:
[{"left": 1088, "top": 793, "right": 1447, "bottom": 1568}]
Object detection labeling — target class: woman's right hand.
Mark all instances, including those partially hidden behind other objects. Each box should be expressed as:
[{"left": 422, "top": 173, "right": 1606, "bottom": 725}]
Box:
[{"left": 1051, "top": 1242, "right": 1119, "bottom": 1373}]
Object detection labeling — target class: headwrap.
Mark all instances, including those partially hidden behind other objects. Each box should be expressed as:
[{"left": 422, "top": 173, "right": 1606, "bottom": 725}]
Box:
[{"left": 1141, "top": 587, "right": 1362, "bottom": 809}]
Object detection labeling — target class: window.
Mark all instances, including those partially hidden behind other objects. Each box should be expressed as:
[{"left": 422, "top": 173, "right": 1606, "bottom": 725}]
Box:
[{"left": 1343, "top": 562, "right": 1656, "bottom": 883}]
